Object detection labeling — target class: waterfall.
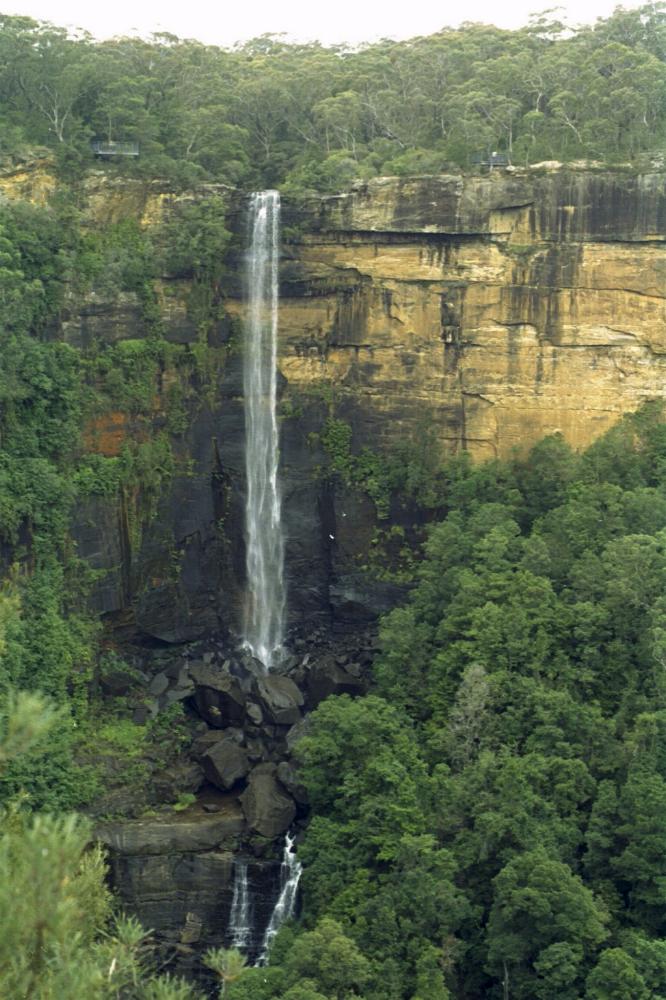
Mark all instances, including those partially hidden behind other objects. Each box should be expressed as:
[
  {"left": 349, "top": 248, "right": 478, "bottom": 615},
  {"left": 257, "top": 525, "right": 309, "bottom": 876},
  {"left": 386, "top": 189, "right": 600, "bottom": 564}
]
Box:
[
  {"left": 243, "top": 190, "right": 285, "bottom": 670},
  {"left": 229, "top": 861, "right": 253, "bottom": 950},
  {"left": 258, "top": 832, "right": 302, "bottom": 965}
]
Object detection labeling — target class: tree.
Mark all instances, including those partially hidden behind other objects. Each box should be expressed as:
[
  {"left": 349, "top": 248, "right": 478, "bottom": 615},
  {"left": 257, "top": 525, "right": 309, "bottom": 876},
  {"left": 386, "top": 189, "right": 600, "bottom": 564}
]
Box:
[
  {"left": 585, "top": 948, "right": 649, "bottom": 1000},
  {"left": 205, "top": 947, "right": 248, "bottom": 996},
  {"left": 486, "top": 850, "right": 608, "bottom": 999},
  {"left": 613, "top": 769, "right": 666, "bottom": 932},
  {"left": 281, "top": 918, "right": 370, "bottom": 1000}
]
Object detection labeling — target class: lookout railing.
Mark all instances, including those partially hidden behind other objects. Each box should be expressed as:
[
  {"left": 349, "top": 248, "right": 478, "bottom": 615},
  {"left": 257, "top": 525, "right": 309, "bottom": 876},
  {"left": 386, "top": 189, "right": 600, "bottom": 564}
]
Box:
[{"left": 471, "top": 151, "right": 510, "bottom": 168}]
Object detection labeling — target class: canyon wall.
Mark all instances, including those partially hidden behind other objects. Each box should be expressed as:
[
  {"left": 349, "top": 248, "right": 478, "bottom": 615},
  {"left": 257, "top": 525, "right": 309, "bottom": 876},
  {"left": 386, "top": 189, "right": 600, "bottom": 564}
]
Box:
[
  {"left": 3, "top": 164, "right": 665, "bottom": 637},
  {"left": 275, "top": 170, "right": 666, "bottom": 462}
]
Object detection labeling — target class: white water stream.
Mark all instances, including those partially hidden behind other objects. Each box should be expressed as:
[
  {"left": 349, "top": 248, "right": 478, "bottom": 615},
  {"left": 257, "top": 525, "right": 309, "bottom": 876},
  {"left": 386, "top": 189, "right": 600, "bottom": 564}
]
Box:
[
  {"left": 258, "top": 832, "right": 302, "bottom": 964},
  {"left": 243, "top": 190, "right": 285, "bottom": 669},
  {"left": 229, "top": 861, "right": 253, "bottom": 950}
]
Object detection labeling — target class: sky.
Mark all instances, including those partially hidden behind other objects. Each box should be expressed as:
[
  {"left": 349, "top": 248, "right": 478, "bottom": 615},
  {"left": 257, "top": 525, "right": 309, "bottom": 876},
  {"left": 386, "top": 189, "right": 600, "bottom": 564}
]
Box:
[{"left": 1, "top": 0, "right": 644, "bottom": 45}]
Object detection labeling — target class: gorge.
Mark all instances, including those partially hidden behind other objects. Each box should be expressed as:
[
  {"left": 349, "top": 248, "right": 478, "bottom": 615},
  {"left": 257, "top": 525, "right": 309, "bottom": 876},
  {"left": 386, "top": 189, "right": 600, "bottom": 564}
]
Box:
[{"left": 3, "top": 157, "right": 666, "bottom": 998}]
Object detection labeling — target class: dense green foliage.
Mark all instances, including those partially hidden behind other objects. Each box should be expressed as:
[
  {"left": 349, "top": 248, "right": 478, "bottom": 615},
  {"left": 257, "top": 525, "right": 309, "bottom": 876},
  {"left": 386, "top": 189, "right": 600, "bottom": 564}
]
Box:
[
  {"left": 234, "top": 404, "right": 666, "bottom": 999},
  {"left": 2, "top": 6, "right": 666, "bottom": 190},
  {"left": 0, "top": 690, "right": 246, "bottom": 999},
  {"left": 0, "top": 188, "right": 229, "bottom": 811}
]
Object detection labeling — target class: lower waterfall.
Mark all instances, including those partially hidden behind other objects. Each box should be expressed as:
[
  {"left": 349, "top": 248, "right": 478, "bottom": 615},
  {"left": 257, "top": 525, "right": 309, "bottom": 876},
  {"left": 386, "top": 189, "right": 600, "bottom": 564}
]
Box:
[
  {"left": 229, "top": 861, "right": 252, "bottom": 950},
  {"left": 257, "top": 832, "right": 302, "bottom": 965}
]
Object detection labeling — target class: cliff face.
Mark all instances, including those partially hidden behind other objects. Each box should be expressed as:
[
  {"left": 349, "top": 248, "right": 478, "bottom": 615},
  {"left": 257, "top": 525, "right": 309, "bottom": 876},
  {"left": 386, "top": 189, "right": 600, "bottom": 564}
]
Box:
[
  {"left": 4, "top": 164, "right": 666, "bottom": 637},
  {"left": 273, "top": 170, "right": 666, "bottom": 462}
]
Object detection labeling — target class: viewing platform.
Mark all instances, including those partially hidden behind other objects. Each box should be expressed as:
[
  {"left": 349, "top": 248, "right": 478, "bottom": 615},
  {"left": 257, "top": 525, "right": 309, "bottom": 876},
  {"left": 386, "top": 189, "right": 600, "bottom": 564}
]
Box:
[
  {"left": 91, "top": 140, "right": 140, "bottom": 158},
  {"left": 471, "top": 151, "right": 510, "bottom": 169}
]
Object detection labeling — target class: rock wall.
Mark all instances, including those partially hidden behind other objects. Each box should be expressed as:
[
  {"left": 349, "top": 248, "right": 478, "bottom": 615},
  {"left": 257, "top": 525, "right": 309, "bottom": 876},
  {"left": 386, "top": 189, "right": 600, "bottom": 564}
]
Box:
[
  {"left": 272, "top": 170, "right": 666, "bottom": 463},
  {"left": 5, "top": 163, "right": 666, "bottom": 637},
  {"left": 97, "top": 808, "right": 283, "bottom": 972}
]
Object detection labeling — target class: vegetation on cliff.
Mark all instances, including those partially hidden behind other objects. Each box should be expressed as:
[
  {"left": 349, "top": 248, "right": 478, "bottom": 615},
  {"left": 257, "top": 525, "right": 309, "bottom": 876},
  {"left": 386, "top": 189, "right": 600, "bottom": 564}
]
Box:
[
  {"left": 1, "top": 5, "right": 666, "bottom": 189},
  {"left": 0, "top": 190, "right": 231, "bottom": 811}
]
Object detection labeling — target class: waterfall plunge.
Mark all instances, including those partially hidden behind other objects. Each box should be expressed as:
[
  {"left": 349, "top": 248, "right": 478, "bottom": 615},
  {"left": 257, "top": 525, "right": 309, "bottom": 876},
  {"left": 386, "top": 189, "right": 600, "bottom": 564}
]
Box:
[{"left": 243, "top": 190, "right": 286, "bottom": 669}]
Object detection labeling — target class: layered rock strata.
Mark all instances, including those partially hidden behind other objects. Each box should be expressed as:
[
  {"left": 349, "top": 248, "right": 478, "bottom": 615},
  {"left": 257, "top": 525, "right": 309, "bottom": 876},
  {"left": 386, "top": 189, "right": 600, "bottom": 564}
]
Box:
[
  {"left": 4, "top": 164, "right": 666, "bottom": 633},
  {"left": 272, "top": 170, "right": 666, "bottom": 462}
]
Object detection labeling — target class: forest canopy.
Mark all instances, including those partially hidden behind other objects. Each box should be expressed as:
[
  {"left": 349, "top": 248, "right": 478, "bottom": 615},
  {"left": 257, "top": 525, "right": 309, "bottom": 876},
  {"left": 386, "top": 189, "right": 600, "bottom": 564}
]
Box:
[{"left": 1, "top": 4, "right": 666, "bottom": 190}]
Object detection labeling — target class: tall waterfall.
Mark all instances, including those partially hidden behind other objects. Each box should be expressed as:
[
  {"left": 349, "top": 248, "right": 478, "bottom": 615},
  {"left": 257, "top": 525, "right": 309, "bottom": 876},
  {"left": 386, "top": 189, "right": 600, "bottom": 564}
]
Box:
[
  {"left": 229, "top": 861, "right": 253, "bottom": 950},
  {"left": 258, "top": 832, "right": 302, "bottom": 965},
  {"left": 243, "top": 190, "right": 285, "bottom": 669}
]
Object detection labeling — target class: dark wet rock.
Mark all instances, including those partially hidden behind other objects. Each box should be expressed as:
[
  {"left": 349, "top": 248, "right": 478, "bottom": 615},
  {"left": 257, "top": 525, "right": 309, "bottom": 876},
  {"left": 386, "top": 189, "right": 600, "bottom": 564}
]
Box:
[
  {"left": 96, "top": 811, "right": 244, "bottom": 855},
  {"left": 165, "top": 685, "right": 194, "bottom": 706},
  {"left": 87, "top": 786, "right": 149, "bottom": 820},
  {"left": 190, "top": 662, "right": 247, "bottom": 728},
  {"left": 245, "top": 737, "right": 267, "bottom": 763},
  {"left": 306, "top": 656, "right": 365, "bottom": 707},
  {"left": 329, "top": 576, "right": 408, "bottom": 623},
  {"left": 153, "top": 759, "right": 205, "bottom": 801},
  {"left": 273, "top": 653, "right": 299, "bottom": 675},
  {"left": 240, "top": 763, "right": 296, "bottom": 839},
  {"left": 246, "top": 701, "right": 263, "bottom": 725},
  {"left": 180, "top": 911, "right": 203, "bottom": 945},
  {"left": 149, "top": 672, "right": 170, "bottom": 696},
  {"left": 99, "top": 664, "right": 139, "bottom": 697},
  {"left": 164, "top": 659, "right": 184, "bottom": 680},
  {"left": 255, "top": 675, "right": 304, "bottom": 726},
  {"left": 276, "top": 760, "right": 309, "bottom": 806},
  {"left": 229, "top": 656, "right": 265, "bottom": 692},
  {"left": 191, "top": 729, "right": 243, "bottom": 762},
  {"left": 285, "top": 716, "right": 311, "bottom": 752},
  {"left": 177, "top": 665, "right": 192, "bottom": 686},
  {"left": 106, "top": 847, "right": 283, "bottom": 973},
  {"left": 202, "top": 742, "right": 250, "bottom": 791},
  {"left": 132, "top": 705, "right": 151, "bottom": 725}
]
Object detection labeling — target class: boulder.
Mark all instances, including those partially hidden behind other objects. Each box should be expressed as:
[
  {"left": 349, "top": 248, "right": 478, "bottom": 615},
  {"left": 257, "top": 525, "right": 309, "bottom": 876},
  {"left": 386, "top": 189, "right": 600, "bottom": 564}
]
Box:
[
  {"left": 202, "top": 742, "right": 250, "bottom": 791},
  {"left": 190, "top": 662, "right": 247, "bottom": 728},
  {"left": 306, "top": 656, "right": 365, "bottom": 708},
  {"left": 230, "top": 656, "right": 266, "bottom": 693},
  {"left": 255, "top": 675, "right": 304, "bottom": 726},
  {"left": 246, "top": 701, "right": 263, "bottom": 725},
  {"left": 99, "top": 664, "right": 140, "bottom": 697},
  {"left": 285, "top": 716, "right": 311, "bottom": 752},
  {"left": 276, "top": 760, "right": 309, "bottom": 806},
  {"left": 153, "top": 759, "right": 205, "bottom": 801},
  {"left": 191, "top": 728, "right": 244, "bottom": 762},
  {"left": 148, "top": 672, "right": 169, "bottom": 696},
  {"left": 163, "top": 659, "right": 184, "bottom": 680},
  {"left": 245, "top": 737, "right": 268, "bottom": 763},
  {"left": 240, "top": 764, "right": 296, "bottom": 839}
]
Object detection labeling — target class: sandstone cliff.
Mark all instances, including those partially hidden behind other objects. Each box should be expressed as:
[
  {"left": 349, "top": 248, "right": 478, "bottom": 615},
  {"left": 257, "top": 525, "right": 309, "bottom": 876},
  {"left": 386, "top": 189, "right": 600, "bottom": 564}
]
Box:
[
  {"left": 3, "top": 163, "right": 666, "bottom": 635},
  {"left": 274, "top": 170, "right": 666, "bottom": 462}
]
